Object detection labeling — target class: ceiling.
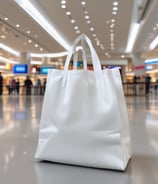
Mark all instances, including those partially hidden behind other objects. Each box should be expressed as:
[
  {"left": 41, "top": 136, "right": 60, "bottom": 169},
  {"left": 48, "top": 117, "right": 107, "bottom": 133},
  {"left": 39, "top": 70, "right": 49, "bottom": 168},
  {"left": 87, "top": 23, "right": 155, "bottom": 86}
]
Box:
[{"left": 0, "top": 0, "right": 158, "bottom": 64}]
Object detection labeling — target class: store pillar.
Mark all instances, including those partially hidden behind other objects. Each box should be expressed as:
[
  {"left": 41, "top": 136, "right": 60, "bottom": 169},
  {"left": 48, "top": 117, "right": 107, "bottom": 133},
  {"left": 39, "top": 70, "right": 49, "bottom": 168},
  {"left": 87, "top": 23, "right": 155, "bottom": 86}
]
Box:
[
  {"left": 42, "top": 57, "right": 48, "bottom": 65},
  {"left": 132, "top": 54, "right": 146, "bottom": 77},
  {"left": 20, "top": 52, "right": 31, "bottom": 75}
]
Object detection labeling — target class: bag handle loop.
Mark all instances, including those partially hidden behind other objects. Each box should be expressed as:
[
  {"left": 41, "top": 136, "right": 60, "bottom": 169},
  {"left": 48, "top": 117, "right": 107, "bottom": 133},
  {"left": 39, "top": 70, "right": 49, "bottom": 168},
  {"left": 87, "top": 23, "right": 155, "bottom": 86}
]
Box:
[
  {"left": 64, "top": 34, "right": 101, "bottom": 72},
  {"left": 73, "top": 46, "right": 87, "bottom": 70}
]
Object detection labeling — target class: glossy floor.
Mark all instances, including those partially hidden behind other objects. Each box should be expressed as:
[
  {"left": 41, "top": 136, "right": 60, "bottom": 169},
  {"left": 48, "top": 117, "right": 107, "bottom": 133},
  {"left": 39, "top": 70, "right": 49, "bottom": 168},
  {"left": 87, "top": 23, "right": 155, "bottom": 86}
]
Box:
[{"left": 0, "top": 95, "right": 158, "bottom": 184}]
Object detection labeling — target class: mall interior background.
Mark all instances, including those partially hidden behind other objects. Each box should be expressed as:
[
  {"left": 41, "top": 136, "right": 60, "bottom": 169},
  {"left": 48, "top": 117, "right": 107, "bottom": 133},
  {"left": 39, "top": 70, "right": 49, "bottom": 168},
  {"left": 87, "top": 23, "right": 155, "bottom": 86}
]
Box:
[{"left": 0, "top": 0, "right": 158, "bottom": 95}]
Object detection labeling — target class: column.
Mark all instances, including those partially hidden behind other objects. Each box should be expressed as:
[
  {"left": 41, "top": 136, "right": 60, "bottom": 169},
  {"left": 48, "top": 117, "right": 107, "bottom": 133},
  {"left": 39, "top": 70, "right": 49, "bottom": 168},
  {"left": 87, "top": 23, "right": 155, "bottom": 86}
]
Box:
[
  {"left": 132, "top": 54, "right": 146, "bottom": 76},
  {"left": 20, "top": 52, "right": 31, "bottom": 75},
  {"left": 41, "top": 57, "right": 48, "bottom": 65},
  {"left": 132, "top": 54, "right": 146, "bottom": 95}
]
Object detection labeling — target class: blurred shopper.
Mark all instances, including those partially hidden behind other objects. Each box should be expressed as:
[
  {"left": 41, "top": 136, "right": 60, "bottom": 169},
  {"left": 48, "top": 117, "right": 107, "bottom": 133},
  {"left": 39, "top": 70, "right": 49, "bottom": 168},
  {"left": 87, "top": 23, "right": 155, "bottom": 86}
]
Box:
[
  {"left": 0, "top": 72, "right": 3, "bottom": 95},
  {"left": 34, "top": 77, "right": 41, "bottom": 95},
  {"left": 24, "top": 76, "right": 32, "bottom": 95},
  {"left": 133, "top": 75, "right": 137, "bottom": 96},
  {"left": 145, "top": 74, "right": 151, "bottom": 95},
  {"left": 42, "top": 78, "right": 47, "bottom": 94},
  {"left": 9, "top": 77, "right": 16, "bottom": 95},
  {"left": 15, "top": 78, "right": 20, "bottom": 95}
]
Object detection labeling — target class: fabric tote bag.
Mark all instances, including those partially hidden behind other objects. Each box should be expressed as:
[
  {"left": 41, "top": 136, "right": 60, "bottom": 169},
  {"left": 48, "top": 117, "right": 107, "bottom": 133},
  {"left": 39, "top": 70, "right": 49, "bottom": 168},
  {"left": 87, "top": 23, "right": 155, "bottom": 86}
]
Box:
[{"left": 35, "top": 34, "right": 131, "bottom": 171}]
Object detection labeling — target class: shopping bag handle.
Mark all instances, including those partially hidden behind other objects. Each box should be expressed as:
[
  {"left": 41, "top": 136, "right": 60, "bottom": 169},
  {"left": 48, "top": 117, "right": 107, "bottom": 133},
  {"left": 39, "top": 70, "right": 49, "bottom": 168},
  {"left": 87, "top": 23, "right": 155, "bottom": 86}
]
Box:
[
  {"left": 64, "top": 34, "right": 101, "bottom": 72},
  {"left": 73, "top": 49, "right": 87, "bottom": 70},
  {"left": 73, "top": 37, "right": 88, "bottom": 70}
]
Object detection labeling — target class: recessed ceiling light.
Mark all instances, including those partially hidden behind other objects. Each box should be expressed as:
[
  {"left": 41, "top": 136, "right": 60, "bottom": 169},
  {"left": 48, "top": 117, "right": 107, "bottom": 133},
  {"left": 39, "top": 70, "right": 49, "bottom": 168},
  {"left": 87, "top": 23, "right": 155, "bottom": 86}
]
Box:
[
  {"left": 81, "top": 1, "right": 86, "bottom": 6},
  {"left": 90, "top": 27, "right": 94, "bottom": 31},
  {"left": 74, "top": 26, "right": 78, "bottom": 30},
  {"left": 66, "top": 11, "right": 71, "bottom": 15},
  {"left": 28, "top": 39, "right": 32, "bottom": 43},
  {"left": 27, "top": 30, "right": 31, "bottom": 34},
  {"left": 4, "top": 17, "right": 8, "bottom": 21},
  {"left": 71, "top": 19, "right": 75, "bottom": 23},
  {"left": 111, "top": 19, "right": 116, "bottom": 22},
  {"left": 110, "top": 23, "right": 115, "bottom": 28},
  {"left": 113, "top": 7, "right": 118, "bottom": 11},
  {"left": 16, "top": 24, "right": 20, "bottom": 27},
  {"left": 85, "top": 15, "right": 89, "bottom": 19},
  {"left": 93, "top": 34, "right": 96, "bottom": 37},
  {"left": 61, "top": 4, "right": 66, "bottom": 8},
  {"left": 113, "top": 1, "right": 119, "bottom": 6},
  {"left": 112, "top": 11, "right": 117, "bottom": 15},
  {"left": 84, "top": 11, "right": 88, "bottom": 14},
  {"left": 61, "top": 0, "right": 66, "bottom": 4},
  {"left": 76, "top": 30, "right": 80, "bottom": 34},
  {"left": 40, "top": 48, "right": 43, "bottom": 51},
  {"left": 121, "top": 55, "right": 125, "bottom": 58},
  {"left": 86, "top": 20, "right": 91, "bottom": 24},
  {"left": 111, "top": 37, "right": 114, "bottom": 41},
  {"left": 35, "top": 44, "right": 39, "bottom": 47}
]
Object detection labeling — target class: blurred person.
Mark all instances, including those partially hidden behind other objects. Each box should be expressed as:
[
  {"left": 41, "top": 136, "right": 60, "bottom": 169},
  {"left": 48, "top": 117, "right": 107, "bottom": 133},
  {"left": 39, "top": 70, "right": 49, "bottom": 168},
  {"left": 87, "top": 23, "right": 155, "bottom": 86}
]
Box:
[
  {"left": 9, "top": 77, "right": 16, "bottom": 95},
  {"left": 24, "top": 76, "right": 33, "bottom": 95},
  {"left": 43, "top": 78, "right": 47, "bottom": 94},
  {"left": 34, "top": 77, "right": 41, "bottom": 95},
  {"left": 133, "top": 75, "right": 137, "bottom": 96},
  {"left": 0, "top": 72, "right": 3, "bottom": 95},
  {"left": 145, "top": 74, "right": 151, "bottom": 95},
  {"left": 15, "top": 78, "right": 20, "bottom": 95}
]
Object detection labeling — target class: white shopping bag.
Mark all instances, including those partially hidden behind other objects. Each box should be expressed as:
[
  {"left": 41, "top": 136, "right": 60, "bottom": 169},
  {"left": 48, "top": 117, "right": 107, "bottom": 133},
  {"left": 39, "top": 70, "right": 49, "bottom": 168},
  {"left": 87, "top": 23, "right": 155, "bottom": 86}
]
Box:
[{"left": 35, "top": 34, "right": 131, "bottom": 171}]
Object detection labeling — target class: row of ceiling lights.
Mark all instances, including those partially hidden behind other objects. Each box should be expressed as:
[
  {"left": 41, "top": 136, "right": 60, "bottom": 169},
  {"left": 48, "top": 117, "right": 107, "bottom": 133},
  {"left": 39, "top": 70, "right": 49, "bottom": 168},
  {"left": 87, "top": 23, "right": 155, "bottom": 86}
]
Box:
[
  {"left": 0, "top": 16, "right": 45, "bottom": 52},
  {"left": 106, "top": 1, "right": 126, "bottom": 59},
  {"left": 60, "top": 0, "right": 126, "bottom": 59},
  {"left": 61, "top": 0, "right": 80, "bottom": 34},
  {"left": 60, "top": 0, "right": 105, "bottom": 52},
  {"left": 108, "top": 1, "right": 119, "bottom": 51},
  {"left": 80, "top": 1, "right": 105, "bottom": 51}
]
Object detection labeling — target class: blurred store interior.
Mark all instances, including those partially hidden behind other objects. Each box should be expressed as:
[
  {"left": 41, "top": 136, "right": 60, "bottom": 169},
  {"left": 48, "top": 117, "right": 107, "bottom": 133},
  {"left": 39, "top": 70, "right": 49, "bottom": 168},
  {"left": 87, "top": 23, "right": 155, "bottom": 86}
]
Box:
[{"left": 0, "top": 0, "right": 158, "bottom": 93}]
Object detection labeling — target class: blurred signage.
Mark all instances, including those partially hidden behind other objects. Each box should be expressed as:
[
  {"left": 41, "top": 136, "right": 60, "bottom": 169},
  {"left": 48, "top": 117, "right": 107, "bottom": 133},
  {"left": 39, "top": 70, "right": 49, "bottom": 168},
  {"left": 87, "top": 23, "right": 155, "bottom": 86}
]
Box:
[
  {"left": 13, "top": 64, "right": 28, "bottom": 74},
  {"left": 40, "top": 66, "right": 55, "bottom": 74},
  {"left": 134, "top": 65, "right": 145, "bottom": 70}
]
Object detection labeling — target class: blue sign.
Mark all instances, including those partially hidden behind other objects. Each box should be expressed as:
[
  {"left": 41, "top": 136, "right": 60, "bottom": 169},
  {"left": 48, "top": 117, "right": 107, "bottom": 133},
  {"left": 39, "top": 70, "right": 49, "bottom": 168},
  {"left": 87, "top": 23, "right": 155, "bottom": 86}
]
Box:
[
  {"left": 40, "top": 66, "right": 55, "bottom": 74},
  {"left": 145, "top": 60, "right": 158, "bottom": 65},
  {"left": 13, "top": 64, "right": 28, "bottom": 74}
]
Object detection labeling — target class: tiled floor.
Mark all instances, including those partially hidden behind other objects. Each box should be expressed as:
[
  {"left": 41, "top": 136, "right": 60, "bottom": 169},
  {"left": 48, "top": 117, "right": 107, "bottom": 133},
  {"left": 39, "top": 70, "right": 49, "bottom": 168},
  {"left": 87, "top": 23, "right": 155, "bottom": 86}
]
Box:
[{"left": 0, "top": 95, "right": 158, "bottom": 184}]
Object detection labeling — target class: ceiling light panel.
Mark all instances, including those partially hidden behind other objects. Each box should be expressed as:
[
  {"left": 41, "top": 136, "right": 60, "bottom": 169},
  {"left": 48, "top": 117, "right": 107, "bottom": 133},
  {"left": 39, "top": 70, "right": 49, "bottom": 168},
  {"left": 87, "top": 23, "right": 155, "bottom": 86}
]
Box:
[
  {"left": 0, "top": 13, "right": 50, "bottom": 53},
  {"left": 15, "top": 0, "right": 71, "bottom": 51},
  {"left": 60, "top": 0, "right": 81, "bottom": 35},
  {"left": 109, "top": 0, "right": 119, "bottom": 51},
  {"left": 0, "top": 43, "right": 20, "bottom": 57},
  {"left": 80, "top": 0, "right": 105, "bottom": 51}
]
